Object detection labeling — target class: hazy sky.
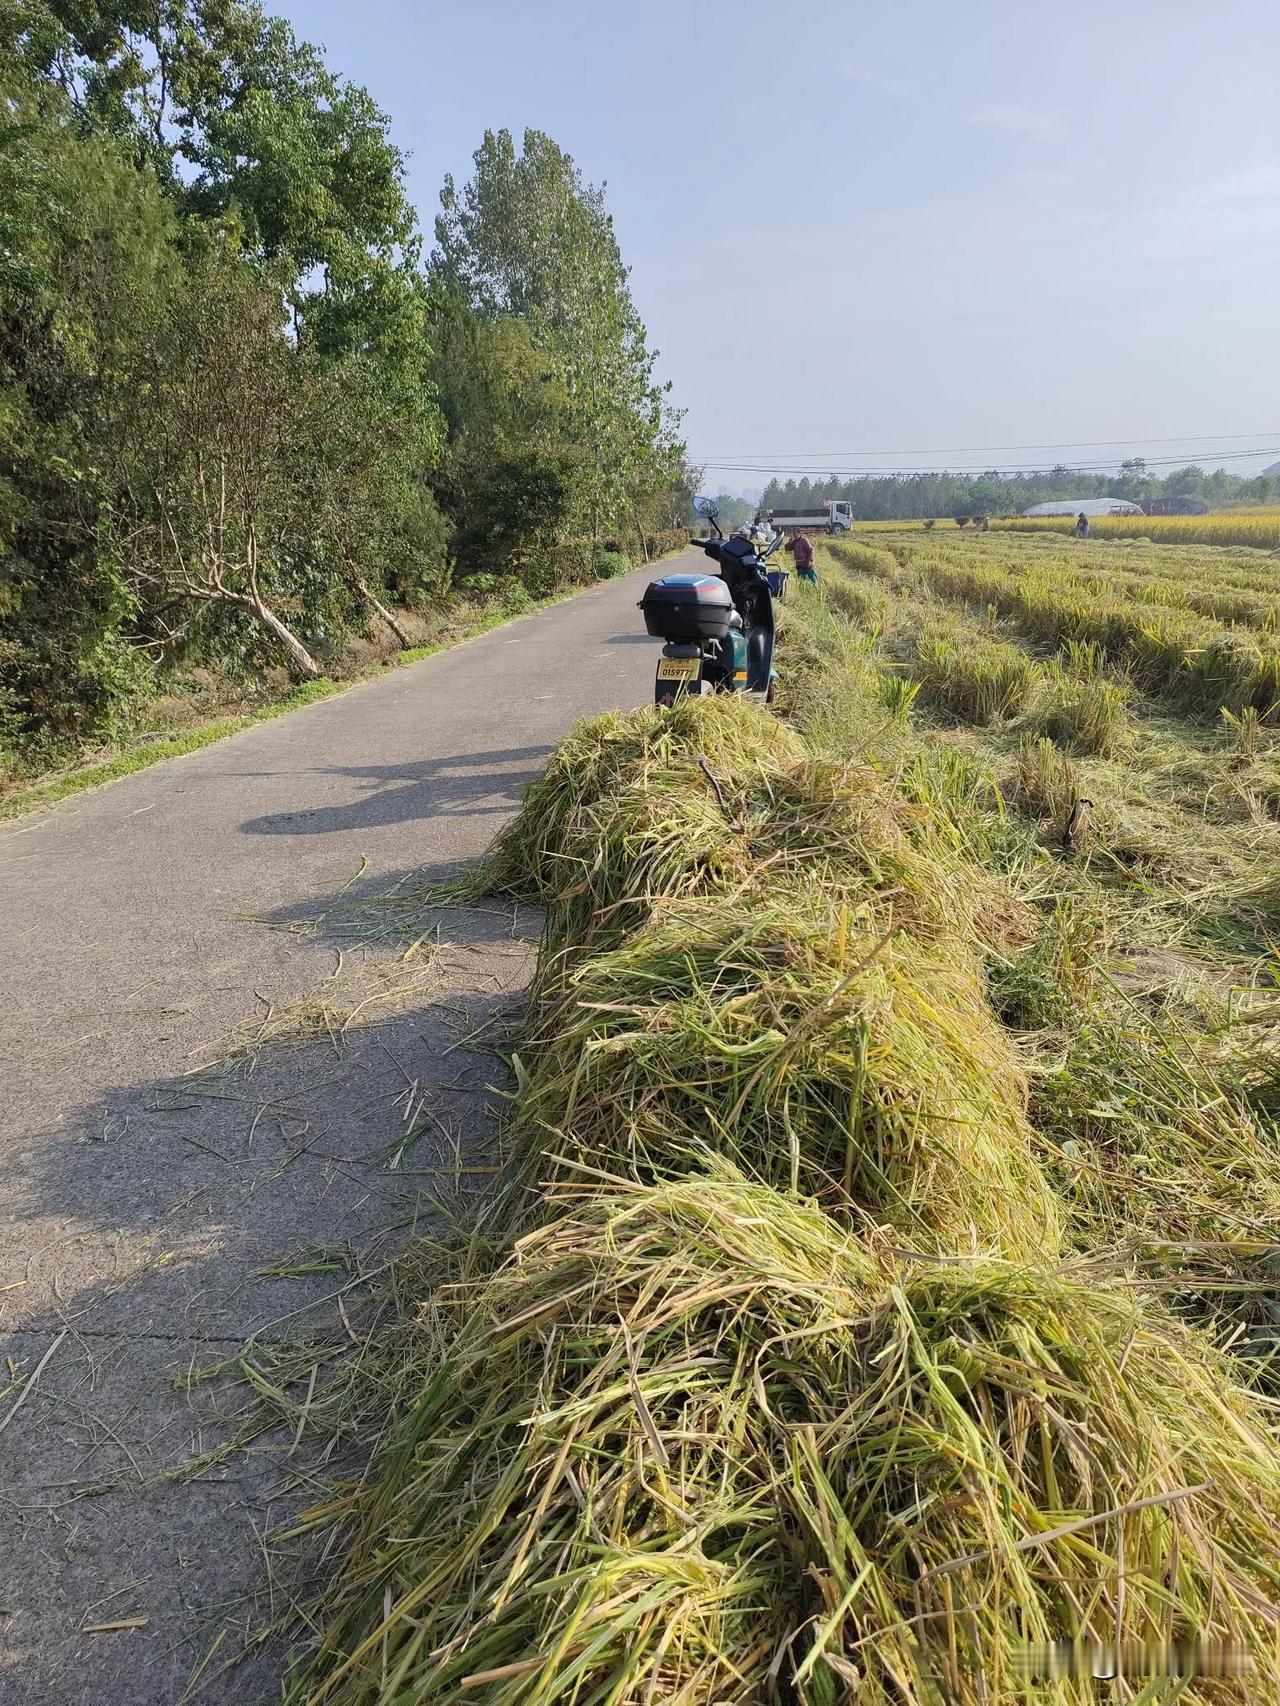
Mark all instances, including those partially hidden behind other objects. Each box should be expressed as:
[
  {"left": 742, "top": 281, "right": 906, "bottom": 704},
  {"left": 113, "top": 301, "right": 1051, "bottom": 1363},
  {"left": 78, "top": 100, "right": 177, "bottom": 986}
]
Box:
[{"left": 276, "top": 0, "right": 1280, "bottom": 486}]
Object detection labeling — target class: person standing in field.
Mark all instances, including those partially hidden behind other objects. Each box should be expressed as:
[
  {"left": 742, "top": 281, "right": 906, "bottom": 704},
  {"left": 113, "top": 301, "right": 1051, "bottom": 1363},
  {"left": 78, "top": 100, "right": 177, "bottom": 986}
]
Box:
[
  {"left": 787, "top": 529, "right": 818, "bottom": 584},
  {"left": 1075, "top": 512, "right": 1090, "bottom": 538}
]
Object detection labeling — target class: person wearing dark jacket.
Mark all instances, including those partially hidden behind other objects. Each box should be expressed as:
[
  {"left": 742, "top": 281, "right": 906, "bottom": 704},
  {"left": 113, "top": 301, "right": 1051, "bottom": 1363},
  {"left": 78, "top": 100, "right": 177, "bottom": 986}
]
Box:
[{"left": 786, "top": 530, "right": 818, "bottom": 584}]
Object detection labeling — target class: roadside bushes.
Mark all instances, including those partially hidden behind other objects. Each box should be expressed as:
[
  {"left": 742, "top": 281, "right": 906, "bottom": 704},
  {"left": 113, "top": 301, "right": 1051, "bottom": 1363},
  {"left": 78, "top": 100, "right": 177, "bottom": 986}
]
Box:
[
  {"left": 593, "top": 545, "right": 631, "bottom": 579},
  {"left": 642, "top": 527, "right": 693, "bottom": 559}
]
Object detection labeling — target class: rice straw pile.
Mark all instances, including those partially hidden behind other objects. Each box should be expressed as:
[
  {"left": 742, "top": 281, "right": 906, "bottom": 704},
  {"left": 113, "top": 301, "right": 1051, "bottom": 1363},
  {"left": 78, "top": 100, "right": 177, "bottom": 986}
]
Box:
[
  {"left": 516, "top": 895, "right": 1060, "bottom": 1261},
  {"left": 291, "top": 695, "right": 1280, "bottom": 1704},
  {"left": 469, "top": 696, "right": 1021, "bottom": 972}
]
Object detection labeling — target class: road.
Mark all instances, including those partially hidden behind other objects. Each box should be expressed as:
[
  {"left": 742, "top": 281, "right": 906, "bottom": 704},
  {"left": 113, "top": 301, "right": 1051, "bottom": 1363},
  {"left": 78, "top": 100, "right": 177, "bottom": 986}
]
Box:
[{"left": 0, "top": 559, "right": 681, "bottom": 1704}]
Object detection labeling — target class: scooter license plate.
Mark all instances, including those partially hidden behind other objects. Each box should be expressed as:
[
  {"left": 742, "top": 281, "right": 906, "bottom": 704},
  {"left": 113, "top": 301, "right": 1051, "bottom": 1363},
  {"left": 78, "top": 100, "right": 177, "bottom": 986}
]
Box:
[{"left": 657, "top": 656, "right": 701, "bottom": 682}]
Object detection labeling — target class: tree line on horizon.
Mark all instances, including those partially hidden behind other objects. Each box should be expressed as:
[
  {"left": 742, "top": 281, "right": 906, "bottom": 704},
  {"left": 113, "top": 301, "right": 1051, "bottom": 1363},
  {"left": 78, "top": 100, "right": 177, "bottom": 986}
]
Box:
[
  {"left": 757, "top": 460, "right": 1280, "bottom": 521},
  {"left": 1, "top": 0, "right": 689, "bottom": 769}
]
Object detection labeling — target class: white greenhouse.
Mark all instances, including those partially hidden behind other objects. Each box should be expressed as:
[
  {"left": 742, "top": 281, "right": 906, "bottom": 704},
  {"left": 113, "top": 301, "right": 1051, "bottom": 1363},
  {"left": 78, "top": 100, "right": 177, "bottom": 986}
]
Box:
[{"left": 1020, "top": 498, "right": 1145, "bottom": 518}]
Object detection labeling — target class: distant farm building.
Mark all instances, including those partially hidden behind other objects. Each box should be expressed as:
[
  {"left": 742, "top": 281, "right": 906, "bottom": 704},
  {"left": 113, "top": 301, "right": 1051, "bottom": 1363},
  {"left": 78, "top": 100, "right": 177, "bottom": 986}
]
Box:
[
  {"left": 1021, "top": 498, "right": 1144, "bottom": 518},
  {"left": 1264, "top": 459, "right": 1280, "bottom": 477}
]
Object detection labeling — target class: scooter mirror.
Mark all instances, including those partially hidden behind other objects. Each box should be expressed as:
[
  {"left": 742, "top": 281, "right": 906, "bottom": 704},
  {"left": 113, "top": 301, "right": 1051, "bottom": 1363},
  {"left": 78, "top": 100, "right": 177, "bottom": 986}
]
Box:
[{"left": 693, "top": 496, "right": 720, "bottom": 521}]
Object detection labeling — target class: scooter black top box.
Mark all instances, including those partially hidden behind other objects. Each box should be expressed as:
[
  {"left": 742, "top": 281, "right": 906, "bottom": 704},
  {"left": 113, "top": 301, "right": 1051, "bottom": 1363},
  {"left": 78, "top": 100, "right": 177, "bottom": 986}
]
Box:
[{"left": 640, "top": 573, "right": 734, "bottom": 642}]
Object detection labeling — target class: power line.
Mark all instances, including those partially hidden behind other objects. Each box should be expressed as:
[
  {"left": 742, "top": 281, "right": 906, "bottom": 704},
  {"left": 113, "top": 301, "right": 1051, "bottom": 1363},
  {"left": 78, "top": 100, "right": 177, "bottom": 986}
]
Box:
[
  {"left": 693, "top": 445, "right": 1280, "bottom": 478},
  {"left": 697, "top": 448, "right": 1280, "bottom": 471},
  {"left": 691, "top": 430, "right": 1280, "bottom": 460}
]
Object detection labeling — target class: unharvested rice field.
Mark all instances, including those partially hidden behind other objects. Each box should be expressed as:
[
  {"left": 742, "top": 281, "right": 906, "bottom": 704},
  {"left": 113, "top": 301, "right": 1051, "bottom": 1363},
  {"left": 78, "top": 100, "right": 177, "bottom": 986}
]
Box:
[
  {"left": 854, "top": 510, "right": 1280, "bottom": 549},
  {"left": 277, "top": 530, "right": 1280, "bottom": 1703},
  {"left": 995, "top": 509, "right": 1280, "bottom": 549}
]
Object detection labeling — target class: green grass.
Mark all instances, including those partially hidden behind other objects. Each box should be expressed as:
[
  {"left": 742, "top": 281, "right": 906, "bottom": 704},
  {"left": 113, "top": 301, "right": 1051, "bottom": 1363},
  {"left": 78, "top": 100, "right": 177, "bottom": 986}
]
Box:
[
  {"left": 0, "top": 683, "right": 340, "bottom": 822},
  {"left": 2, "top": 716, "right": 256, "bottom": 821}
]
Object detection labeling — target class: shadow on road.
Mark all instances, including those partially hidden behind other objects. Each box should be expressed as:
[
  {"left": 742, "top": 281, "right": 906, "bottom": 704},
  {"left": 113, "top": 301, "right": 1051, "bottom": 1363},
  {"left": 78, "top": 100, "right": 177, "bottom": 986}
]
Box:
[
  {"left": 0, "top": 871, "right": 537, "bottom": 1706},
  {"left": 240, "top": 744, "right": 554, "bottom": 836}
]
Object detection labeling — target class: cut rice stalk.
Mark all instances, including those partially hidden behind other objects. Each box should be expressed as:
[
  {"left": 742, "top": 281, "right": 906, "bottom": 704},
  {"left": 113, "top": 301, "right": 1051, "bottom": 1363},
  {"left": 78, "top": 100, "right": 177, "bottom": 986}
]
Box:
[
  {"left": 293, "top": 1176, "right": 1280, "bottom": 1705},
  {"left": 519, "top": 894, "right": 1060, "bottom": 1262}
]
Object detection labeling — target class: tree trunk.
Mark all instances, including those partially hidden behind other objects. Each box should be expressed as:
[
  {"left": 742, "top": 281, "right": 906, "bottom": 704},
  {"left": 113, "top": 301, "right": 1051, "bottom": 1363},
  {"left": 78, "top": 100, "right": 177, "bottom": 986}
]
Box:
[
  {"left": 240, "top": 592, "right": 324, "bottom": 679},
  {"left": 352, "top": 575, "right": 411, "bottom": 648},
  {"left": 173, "top": 578, "right": 324, "bottom": 680},
  {"left": 241, "top": 530, "right": 323, "bottom": 679}
]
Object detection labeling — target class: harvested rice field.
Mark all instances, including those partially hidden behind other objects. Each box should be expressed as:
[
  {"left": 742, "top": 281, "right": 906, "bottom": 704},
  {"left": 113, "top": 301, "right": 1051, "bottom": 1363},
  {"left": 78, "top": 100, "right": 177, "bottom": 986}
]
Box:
[{"left": 278, "top": 530, "right": 1280, "bottom": 1703}]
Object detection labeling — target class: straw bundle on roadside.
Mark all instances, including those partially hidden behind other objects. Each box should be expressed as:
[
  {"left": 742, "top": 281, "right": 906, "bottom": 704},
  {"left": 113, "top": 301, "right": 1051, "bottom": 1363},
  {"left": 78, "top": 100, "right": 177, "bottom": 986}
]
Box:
[
  {"left": 472, "top": 699, "right": 803, "bottom": 925},
  {"left": 294, "top": 1176, "right": 1280, "bottom": 1705},
  {"left": 285, "top": 661, "right": 1280, "bottom": 1706},
  {"left": 517, "top": 892, "right": 1060, "bottom": 1262},
  {"left": 473, "top": 695, "right": 1024, "bottom": 975}
]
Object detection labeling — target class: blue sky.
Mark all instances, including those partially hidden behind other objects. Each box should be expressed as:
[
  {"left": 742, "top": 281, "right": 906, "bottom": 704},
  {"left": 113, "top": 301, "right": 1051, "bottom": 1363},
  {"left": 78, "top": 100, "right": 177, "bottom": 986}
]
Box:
[{"left": 277, "top": 0, "right": 1280, "bottom": 487}]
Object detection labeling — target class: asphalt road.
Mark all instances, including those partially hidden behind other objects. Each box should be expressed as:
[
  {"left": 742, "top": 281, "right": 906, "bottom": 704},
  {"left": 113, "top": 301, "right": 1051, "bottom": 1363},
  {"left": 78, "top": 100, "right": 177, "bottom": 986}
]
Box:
[{"left": 0, "top": 558, "right": 681, "bottom": 1703}]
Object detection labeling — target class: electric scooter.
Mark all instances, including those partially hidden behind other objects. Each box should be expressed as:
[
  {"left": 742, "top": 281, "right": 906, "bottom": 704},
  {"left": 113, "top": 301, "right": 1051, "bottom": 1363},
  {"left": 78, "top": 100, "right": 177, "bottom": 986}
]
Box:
[{"left": 638, "top": 498, "right": 783, "bottom": 705}]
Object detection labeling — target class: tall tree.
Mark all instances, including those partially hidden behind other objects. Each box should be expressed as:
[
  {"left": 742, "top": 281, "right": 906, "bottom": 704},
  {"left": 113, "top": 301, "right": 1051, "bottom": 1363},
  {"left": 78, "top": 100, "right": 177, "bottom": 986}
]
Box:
[
  {"left": 107, "top": 258, "right": 432, "bottom": 676},
  {"left": 1, "top": 1, "right": 443, "bottom": 752},
  {"left": 7, "top": 0, "right": 433, "bottom": 377},
  {"left": 427, "top": 285, "right": 579, "bottom": 582},
  {"left": 433, "top": 128, "right": 682, "bottom": 548},
  {"left": 0, "top": 76, "right": 182, "bottom": 746}
]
